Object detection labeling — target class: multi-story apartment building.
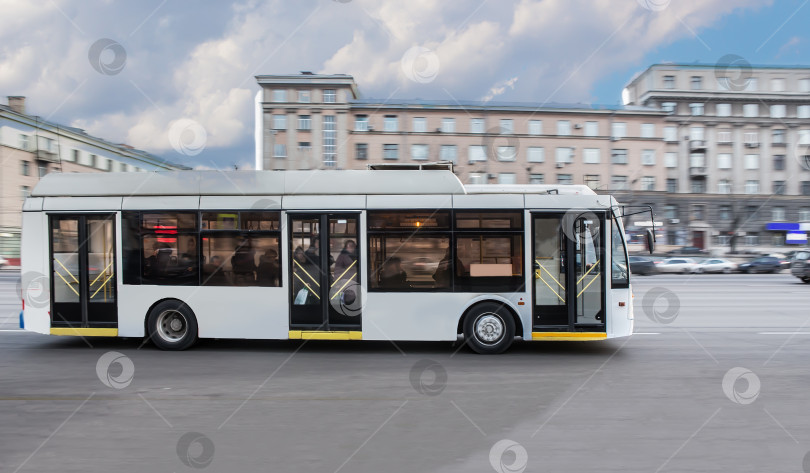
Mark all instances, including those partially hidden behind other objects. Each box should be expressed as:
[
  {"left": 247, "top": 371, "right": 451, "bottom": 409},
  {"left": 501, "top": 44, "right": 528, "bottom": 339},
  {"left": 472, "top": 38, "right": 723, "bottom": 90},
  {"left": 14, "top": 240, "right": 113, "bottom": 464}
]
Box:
[
  {"left": 0, "top": 96, "right": 187, "bottom": 260},
  {"left": 623, "top": 64, "right": 810, "bottom": 250}
]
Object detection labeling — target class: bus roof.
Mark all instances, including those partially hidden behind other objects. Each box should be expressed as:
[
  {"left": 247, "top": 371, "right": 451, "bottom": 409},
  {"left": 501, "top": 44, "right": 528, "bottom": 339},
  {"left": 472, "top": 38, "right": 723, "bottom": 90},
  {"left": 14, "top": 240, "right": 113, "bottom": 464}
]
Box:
[{"left": 31, "top": 169, "right": 599, "bottom": 198}]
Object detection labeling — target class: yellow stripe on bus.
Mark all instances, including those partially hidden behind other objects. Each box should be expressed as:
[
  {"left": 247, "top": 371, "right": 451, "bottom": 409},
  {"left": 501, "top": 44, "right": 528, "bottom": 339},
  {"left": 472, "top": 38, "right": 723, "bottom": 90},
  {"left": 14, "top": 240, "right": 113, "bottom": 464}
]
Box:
[
  {"left": 531, "top": 332, "right": 606, "bottom": 341},
  {"left": 50, "top": 327, "right": 118, "bottom": 337},
  {"left": 288, "top": 330, "right": 362, "bottom": 340}
]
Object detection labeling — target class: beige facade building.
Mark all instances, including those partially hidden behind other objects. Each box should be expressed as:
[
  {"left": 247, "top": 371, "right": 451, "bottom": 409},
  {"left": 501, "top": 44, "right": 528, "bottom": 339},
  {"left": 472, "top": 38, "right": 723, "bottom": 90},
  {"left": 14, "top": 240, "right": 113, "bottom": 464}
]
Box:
[{"left": 0, "top": 97, "right": 187, "bottom": 261}]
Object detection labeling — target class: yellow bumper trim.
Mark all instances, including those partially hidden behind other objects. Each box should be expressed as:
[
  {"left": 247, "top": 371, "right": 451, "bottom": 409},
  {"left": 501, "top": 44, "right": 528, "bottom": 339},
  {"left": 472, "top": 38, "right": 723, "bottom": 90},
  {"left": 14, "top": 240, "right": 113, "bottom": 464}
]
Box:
[
  {"left": 50, "top": 327, "right": 118, "bottom": 337},
  {"left": 532, "top": 332, "right": 606, "bottom": 341},
  {"left": 289, "top": 330, "right": 362, "bottom": 340}
]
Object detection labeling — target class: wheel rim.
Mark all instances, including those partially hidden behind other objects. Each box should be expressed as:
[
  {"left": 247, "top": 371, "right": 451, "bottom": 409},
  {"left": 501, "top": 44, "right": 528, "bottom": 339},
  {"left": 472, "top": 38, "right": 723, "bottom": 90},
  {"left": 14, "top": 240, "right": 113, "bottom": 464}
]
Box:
[
  {"left": 474, "top": 313, "right": 504, "bottom": 345},
  {"left": 156, "top": 310, "right": 187, "bottom": 343}
]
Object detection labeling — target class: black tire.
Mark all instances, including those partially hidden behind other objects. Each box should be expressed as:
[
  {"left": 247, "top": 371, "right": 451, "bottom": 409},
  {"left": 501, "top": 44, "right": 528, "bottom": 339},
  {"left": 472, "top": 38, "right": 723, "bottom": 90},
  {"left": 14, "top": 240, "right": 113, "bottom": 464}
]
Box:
[
  {"left": 463, "top": 302, "right": 516, "bottom": 354},
  {"left": 147, "top": 300, "right": 198, "bottom": 350},
  {"left": 802, "top": 277, "right": 810, "bottom": 284}
]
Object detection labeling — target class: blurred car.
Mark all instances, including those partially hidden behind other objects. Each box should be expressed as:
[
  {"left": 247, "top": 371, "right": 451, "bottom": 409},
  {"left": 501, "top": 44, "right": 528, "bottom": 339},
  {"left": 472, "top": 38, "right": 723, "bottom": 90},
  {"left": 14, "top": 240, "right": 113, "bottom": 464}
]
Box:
[
  {"left": 763, "top": 253, "right": 791, "bottom": 270},
  {"left": 0, "top": 256, "right": 7, "bottom": 268},
  {"left": 628, "top": 256, "right": 657, "bottom": 275},
  {"left": 737, "top": 256, "right": 782, "bottom": 273},
  {"left": 665, "top": 246, "right": 707, "bottom": 256},
  {"left": 409, "top": 256, "right": 438, "bottom": 274},
  {"left": 656, "top": 257, "right": 698, "bottom": 274},
  {"left": 693, "top": 258, "right": 737, "bottom": 274},
  {"left": 790, "top": 250, "right": 810, "bottom": 283}
]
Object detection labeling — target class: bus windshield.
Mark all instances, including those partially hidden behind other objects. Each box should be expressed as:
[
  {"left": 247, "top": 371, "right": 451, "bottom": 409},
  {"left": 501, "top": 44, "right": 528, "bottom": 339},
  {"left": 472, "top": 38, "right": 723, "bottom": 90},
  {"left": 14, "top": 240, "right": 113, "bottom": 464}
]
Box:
[{"left": 611, "top": 215, "right": 629, "bottom": 287}]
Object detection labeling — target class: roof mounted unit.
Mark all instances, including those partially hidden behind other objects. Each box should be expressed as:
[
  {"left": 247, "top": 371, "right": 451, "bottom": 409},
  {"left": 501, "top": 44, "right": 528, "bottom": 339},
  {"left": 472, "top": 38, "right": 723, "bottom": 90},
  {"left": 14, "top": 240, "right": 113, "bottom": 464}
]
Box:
[{"left": 366, "top": 161, "right": 454, "bottom": 172}]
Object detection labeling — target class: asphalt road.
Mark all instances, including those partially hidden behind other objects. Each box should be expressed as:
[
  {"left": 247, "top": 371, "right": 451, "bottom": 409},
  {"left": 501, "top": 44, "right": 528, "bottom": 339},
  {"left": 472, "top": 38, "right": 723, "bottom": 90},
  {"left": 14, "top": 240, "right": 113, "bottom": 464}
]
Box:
[{"left": 1, "top": 271, "right": 810, "bottom": 472}]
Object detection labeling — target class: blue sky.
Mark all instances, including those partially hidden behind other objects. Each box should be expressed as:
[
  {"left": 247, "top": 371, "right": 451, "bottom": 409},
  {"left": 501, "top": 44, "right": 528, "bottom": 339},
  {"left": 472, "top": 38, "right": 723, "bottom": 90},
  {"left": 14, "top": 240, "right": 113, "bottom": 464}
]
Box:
[{"left": 0, "top": 0, "right": 807, "bottom": 169}]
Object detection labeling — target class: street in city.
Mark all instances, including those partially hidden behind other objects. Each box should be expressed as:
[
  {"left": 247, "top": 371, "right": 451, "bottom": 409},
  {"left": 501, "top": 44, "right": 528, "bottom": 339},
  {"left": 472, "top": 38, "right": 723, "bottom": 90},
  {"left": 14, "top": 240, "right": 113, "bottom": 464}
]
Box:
[{"left": 1, "top": 270, "right": 810, "bottom": 472}]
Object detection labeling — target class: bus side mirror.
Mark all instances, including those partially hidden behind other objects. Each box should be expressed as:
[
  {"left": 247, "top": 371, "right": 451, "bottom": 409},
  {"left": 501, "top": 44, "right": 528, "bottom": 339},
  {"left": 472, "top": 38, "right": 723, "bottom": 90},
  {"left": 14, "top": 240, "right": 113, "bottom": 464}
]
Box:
[{"left": 645, "top": 228, "right": 656, "bottom": 254}]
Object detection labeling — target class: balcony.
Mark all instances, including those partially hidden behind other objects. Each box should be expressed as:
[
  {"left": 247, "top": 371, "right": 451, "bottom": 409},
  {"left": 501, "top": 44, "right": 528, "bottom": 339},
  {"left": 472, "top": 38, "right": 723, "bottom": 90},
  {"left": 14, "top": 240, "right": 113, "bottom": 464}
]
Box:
[
  {"left": 35, "top": 149, "right": 59, "bottom": 163},
  {"left": 689, "top": 166, "right": 708, "bottom": 178},
  {"left": 689, "top": 140, "right": 706, "bottom": 151}
]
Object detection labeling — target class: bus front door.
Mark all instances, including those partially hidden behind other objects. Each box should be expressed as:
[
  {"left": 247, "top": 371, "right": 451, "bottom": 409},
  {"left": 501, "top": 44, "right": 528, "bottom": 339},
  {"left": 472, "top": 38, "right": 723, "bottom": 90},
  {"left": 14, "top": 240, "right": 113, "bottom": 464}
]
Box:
[
  {"left": 288, "top": 214, "right": 362, "bottom": 334},
  {"left": 50, "top": 214, "right": 117, "bottom": 329}
]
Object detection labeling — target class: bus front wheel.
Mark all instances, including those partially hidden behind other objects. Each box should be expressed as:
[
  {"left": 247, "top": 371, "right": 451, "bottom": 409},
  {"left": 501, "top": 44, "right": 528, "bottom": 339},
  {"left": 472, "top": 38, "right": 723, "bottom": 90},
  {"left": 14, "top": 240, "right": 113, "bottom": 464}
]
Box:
[
  {"left": 463, "top": 303, "right": 515, "bottom": 354},
  {"left": 147, "top": 300, "right": 199, "bottom": 351}
]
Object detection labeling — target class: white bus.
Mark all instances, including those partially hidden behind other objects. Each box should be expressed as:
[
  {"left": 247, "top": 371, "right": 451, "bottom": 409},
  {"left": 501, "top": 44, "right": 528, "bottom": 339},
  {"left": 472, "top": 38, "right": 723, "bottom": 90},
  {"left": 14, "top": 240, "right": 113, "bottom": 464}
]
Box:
[{"left": 20, "top": 169, "right": 651, "bottom": 354}]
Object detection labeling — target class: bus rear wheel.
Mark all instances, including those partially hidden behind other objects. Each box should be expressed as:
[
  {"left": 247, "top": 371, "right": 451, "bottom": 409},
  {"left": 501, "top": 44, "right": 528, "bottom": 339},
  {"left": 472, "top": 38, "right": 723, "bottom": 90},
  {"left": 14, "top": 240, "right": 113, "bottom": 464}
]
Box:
[
  {"left": 147, "top": 300, "right": 198, "bottom": 351},
  {"left": 463, "top": 303, "right": 515, "bottom": 354}
]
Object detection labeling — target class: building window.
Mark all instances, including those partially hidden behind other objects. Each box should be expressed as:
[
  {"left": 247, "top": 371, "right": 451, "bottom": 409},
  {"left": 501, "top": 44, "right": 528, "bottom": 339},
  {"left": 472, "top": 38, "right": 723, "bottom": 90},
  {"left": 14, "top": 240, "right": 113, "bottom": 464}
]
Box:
[
  {"left": 641, "top": 149, "right": 655, "bottom": 165},
  {"left": 800, "top": 129, "right": 810, "bottom": 145},
  {"left": 799, "top": 207, "right": 810, "bottom": 221},
  {"left": 666, "top": 178, "right": 678, "bottom": 193},
  {"left": 583, "top": 148, "right": 600, "bottom": 164},
  {"left": 611, "top": 149, "right": 628, "bottom": 164},
  {"left": 412, "top": 117, "right": 426, "bottom": 133},
  {"left": 272, "top": 115, "right": 286, "bottom": 130},
  {"left": 664, "top": 205, "right": 678, "bottom": 219},
  {"left": 690, "top": 152, "right": 705, "bottom": 169},
  {"left": 273, "top": 144, "right": 287, "bottom": 157},
  {"left": 497, "top": 146, "right": 516, "bottom": 162},
  {"left": 690, "top": 126, "right": 705, "bottom": 141},
  {"left": 298, "top": 90, "right": 310, "bottom": 103},
  {"left": 298, "top": 115, "right": 311, "bottom": 130},
  {"left": 798, "top": 105, "right": 810, "bottom": 119},
  {"left": 689, "top": 103, "right": 704, "bottom": 116},
  {"left": 771, "top": 78, "right": 785, "bottom": 92},
  {"left": 67, "top": 149, "right": 79, "bottom": 162},
  {"left": 718, "top": 180, "right": 732, "bottom": 194},
  {"left": 20, "top": 160, "right": 30, "bottom": 176},
  {"left": 772, "top": 206, "right": 786, "bottom": 221},
  {"left": 716, "top": 103, "right": 731, "bottom": 117},
  {"left": 691, "top": 76, "right": 702, "bottom": 90},
  {"left": 772, "top": 129, "right": 786, "bottom": 145},
  {"left": 529, "top": 174, "right": 548, "bottom": 183},
  {"left": 383, "top": 144, "right": 399, "bottom": 160},
  {"left": 21, "top": 186, "right": 30, "bottom": 199},
  {"left": 661, "top": 102, "right": 676, "bottom": 112},
  {"left": 470, "top": 118, "right": 485, "bottom": 133},
  {"left": 322, "top": 115, "right": 336, "bottom": 166},
  {"left": 411, "top": 144, "right": 429, "bottom": 161},
  {"left": 744, "top": 131, "right": 759, "bottom": 145},
  {"left": 500, "top": 119, "right": 514, "bottom": 134},
  {"left": 744, "top": 180, "right": 759, "bottom": 194},
  {"left": 529, "top": 120, "right": 543, "bottom": 135},
  {"left": 690, "top": 180, "right": 706, "bottom": 193},
  {"left": 498, "top": 173, "right": 517, "bottom": 184},
  {"left": 527, "top": 147, "right": 544, "bottom": 163},
  {"left": 770, "top": 104, "right": 786, "bottom": 118},
  {"left": 557, "top": 120, "right": 571, "bottom": 136},
  {"left": 19, "top": 134, "right": 29, "bottom": 151},
  {"left": 664, "top": 126, "right": 677, "bottom": 142},
  {"left": 355, "top": 143, "right": 368, "bottom": 160},
  {"left": 322, "top": 89, "right": 336, "bottom": 103},
  {"left": 665, "top": 152, "right": 677, "bottom": 168},
  {"left": 468, "top": 145, "right": 486, "bottom": 162},
  {"left": 718, "top": 205, "right": 732, "bottom": 221},
  {"left": 584, "top": 174, "right": 600, "bottom": 189},
  {"left": 717, "top": 130, "right": 732, "bottom": 143},
  {"left": 272, "top": 89, "right": 286, "bottom": 102},
  {"left": 354, "top": 115, "right": 369, "bottom": 131},
  {"left": 468, "top": 173, "right": 486, "bottom": 184},
  {"left": 802, "top": 181, "right": 810, "bottom": 196},
  {"left": 611, "top": 175, "right": 628, "bottom": 190},
  {"left": 773, "top": 181, "right": 786, "bottom": 195},
  {"left": 692, "top": 205, "right": 705, "bottom": 221},
  {"left": 745, "top": 233, "right": 759, "bottom": 246},
  {"left": 611, "top": 122, "right": 626, "bottom": 139},
  {"left": 440, "top": 145, "right": 457, "bottom": 163},
  {"left": 744, "top": 154, "right": 759, "bottom": 170},
  {"left": 641, "top": 123, "right": 655, "bottom": 138},
  {"left": 743, "top": 104, "right": 759, "bottom": 117},
  {"left": 298, "top": 142, "right": 312, "bottom": 151},
  {"left": 555, "top": 147, "right": 573, "bottom": 164},
  {"left": 663, "top": 75, "right": 675, "bottom": 89},
  {"left": 557, "top": 174, "right": 573, "bottom": 185},
  {"left": 584, "top": 121, "right": 598, "bottom": 137},
  {"left": 384, "top": 115, "right": 398, "bottom": 132},
  {"left": 441, "top": 118, "right": 456, "bottom": 133},
  {"left": 800, "top": 79, "right": 810, "bottom": 93},
  {"left": 641, "top": 176, "right": 655, "bottom": 191},
  {"left": 773, "top": 155, "right": 785, "bottom": 171},
  {"left": 38, "top": 163, "right": 48, "bottom": 177},
  {"left": 717, "top": 154, "right": 732, "bottom": 169}
]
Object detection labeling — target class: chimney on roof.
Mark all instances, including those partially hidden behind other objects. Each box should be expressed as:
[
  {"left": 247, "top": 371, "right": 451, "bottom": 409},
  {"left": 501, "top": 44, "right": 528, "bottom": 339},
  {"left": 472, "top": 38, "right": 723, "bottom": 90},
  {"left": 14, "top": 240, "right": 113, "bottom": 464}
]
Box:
[{"left": 7, "top": 96, "right": 26, "bottom": 114}]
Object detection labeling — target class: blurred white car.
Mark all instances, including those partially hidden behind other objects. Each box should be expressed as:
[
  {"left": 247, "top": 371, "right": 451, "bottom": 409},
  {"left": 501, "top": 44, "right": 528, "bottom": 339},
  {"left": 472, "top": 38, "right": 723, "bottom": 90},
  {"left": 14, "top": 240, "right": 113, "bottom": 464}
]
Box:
[
  {"left": 656, "top": 257, "right": 698, "bottom": 274},
  {"left": 0, "top": 256, "right": 7, "bottom": 268},
  {"left": 694, "top": 258, "right": 737, "bottom": 274}
]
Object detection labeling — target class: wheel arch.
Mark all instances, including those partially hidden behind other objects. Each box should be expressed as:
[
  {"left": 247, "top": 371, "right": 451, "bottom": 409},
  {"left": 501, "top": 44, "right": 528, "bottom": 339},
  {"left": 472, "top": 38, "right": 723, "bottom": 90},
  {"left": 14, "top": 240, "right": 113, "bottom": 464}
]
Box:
[{"left": 456, "top": 297, "right": 525, "bottom": 339}]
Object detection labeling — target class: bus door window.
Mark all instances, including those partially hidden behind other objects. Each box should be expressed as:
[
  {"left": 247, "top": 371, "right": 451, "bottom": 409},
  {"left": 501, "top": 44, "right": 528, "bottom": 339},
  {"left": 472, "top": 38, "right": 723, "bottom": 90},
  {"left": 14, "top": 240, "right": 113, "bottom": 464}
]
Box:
[{"left": 574, "top": 216, "right": 604, "bottom": 325}]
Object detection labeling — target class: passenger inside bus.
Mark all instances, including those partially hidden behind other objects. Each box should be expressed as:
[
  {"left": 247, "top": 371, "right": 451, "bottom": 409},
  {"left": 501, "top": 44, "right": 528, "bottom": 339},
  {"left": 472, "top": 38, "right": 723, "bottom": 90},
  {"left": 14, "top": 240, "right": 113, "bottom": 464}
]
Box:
[
  {"left": 203, "top": 255, "right": 228, "bottom": 285},
  {"left": 333, "top": 239, "right": 357, "bottom": 281},
  {"left": 378, "top": 257, "right": 410, "bottom": 288},
  {"left": 256, "top": 248, "right": 280, "bottom": 286}
]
